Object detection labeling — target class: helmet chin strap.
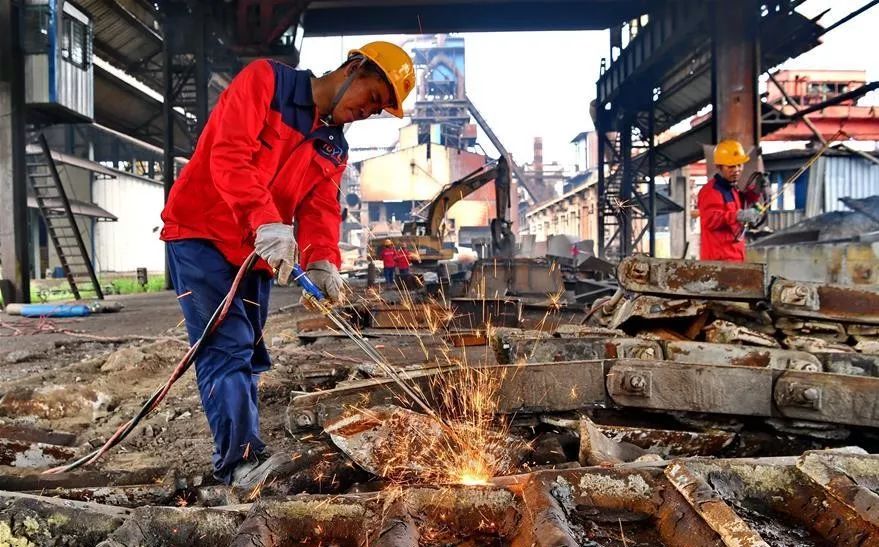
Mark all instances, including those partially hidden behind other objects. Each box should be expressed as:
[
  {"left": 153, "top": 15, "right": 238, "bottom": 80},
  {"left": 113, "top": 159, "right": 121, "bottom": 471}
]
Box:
[{"left": 321, "top": 57, "right": 365, "bottom": 126}]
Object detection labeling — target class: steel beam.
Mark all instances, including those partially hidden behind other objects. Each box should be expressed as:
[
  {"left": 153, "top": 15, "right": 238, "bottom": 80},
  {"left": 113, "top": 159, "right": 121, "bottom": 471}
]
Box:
[
  {"left": 712, "top": 0, "right": 760, "bottom": 173},
  {"left": 0, "top": 0, "right": 30, "bottom": 303}
]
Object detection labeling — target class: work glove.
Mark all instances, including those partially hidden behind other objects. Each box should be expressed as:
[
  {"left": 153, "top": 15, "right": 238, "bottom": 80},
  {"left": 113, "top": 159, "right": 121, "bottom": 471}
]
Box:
[
  {"left": 254, "top": 223, "right": 296, "bottom": 285},
  {"left": 736, "top": 208, "right": 761, "bottom": 226},
  {"left": 302, "top": 260, "right": 345, "bottom": 304}
]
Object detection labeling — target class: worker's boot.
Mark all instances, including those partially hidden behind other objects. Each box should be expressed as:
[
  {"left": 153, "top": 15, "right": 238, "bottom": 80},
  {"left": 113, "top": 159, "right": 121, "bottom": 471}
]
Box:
[{"left": 230, "top": 451, "right": 288, "bottom": 489}]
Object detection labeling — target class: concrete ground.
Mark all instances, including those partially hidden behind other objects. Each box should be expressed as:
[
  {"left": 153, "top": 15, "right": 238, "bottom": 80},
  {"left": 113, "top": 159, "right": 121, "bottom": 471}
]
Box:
[{"left": 0, "top": 286, "right": 302, "bottom": 383}]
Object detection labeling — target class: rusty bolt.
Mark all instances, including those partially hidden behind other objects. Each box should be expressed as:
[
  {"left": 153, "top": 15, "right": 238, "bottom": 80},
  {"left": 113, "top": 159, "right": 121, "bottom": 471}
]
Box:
[
  {"left": 795, "top": 285, "right": 810, "bottom": 298},
  {"left": 802, "top": 387, "right": 820, "bottom": 402},
  {"left": 628, "top": 374, "right": 647, "bottom": 391},
  {"left": 294, "top": 410, "right": 315, "bottom": 428},
  {"left": 630, "top": 261, "right": 650, "bottom": 283}
]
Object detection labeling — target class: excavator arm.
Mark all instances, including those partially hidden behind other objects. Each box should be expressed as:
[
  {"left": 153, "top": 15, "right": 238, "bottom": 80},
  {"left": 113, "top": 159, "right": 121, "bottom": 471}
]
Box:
[{"left": 371, "top": 157, "right": 514, "bottom": 262}]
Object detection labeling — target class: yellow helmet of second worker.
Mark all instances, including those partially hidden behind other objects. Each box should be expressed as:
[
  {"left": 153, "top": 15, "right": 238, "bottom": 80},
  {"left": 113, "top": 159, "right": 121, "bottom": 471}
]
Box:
[
  {"left": 713, "top": 139, "right": 750, "bottom": 166},
  {"left": 384, "top": 239, "right": 394, "bottom": 246},
  {"left": 348, "top": 41, "right": 415, "bottom": 118}
]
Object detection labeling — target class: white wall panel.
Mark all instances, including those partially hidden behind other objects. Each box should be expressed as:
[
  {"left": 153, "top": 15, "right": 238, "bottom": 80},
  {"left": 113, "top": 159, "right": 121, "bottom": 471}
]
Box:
[{"left": 93, "top": 175, "right": 164, "bottom": 273}]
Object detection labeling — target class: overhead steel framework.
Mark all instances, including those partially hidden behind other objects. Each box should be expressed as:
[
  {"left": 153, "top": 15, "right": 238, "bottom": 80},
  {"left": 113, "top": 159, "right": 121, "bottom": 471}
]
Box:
[{"left": 593, "top": 0, "right": 832, "bottom": 260}]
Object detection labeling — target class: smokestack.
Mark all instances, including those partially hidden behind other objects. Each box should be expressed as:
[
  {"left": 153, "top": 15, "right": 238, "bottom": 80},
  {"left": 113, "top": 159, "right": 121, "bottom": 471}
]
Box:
[{"left": 533, "top": 137, "right": 544, "bottom": 191}]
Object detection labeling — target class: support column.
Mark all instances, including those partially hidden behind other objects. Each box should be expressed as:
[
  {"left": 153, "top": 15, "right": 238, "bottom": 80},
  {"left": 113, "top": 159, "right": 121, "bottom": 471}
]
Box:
[
  {"left": 669, "top": 169, "right": 688, "bottom": 258},
  {"left": 0, "top": 0, "right": 30, "bottom": 303},
  {"left": 647, "top": 108, "right": 656, "bottom": 257},
  {"left": 618, "top": 121, "right": 633, "bottom": 257},
  {"left": 712, "top": 0, "right": 760, "bottom": 173},
  {"left": 162, "top": 8, "right": 175, "bottom": 290}
]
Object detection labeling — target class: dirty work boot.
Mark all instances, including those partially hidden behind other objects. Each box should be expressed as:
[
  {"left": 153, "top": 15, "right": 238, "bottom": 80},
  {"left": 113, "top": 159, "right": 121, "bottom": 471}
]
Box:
[{"left": 231, "top": 452, "right": 288, "bottom": 490}]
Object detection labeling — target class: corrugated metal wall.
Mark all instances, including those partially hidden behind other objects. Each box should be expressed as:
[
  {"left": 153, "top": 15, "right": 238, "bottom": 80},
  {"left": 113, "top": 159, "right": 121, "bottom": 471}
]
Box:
[
  {"left": 24, "top": 55, "right": 50, "bottom": 103},
  {"left": 57, "top": 59, "right": 93, "bottom": 118},
  {"left": 93, "top": 175, "right": 165, "bottom": 273},
  {"left": 824, "top": 156, "right": 879, "bottom": 212}
]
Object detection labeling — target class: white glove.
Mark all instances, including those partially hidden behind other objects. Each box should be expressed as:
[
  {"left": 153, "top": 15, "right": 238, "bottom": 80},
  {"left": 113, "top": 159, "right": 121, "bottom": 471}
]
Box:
[
  {"left": 736, "top": 208, "right": 761, "bottom": 225},
  {"left": 304, "top": 260, "right": 344, "bottom": 302},
  {"left": 254, "top": 223, "right": 296, "bottom": 284}
]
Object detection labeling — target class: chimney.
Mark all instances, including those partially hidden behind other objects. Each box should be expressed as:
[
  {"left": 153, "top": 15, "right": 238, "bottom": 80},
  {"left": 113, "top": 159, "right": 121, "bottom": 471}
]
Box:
[{"left": 533, "top": 137, "right": 544, "bottom": 192}]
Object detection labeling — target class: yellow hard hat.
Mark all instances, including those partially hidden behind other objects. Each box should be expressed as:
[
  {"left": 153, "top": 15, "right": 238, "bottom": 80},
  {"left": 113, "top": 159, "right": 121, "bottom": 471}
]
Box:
[
  {"left": 384, "top": 239, "right": 393, "bottom": 246},
  {"left": 348, "top": 41, "right": 415, "bottom": 118},
  {"left": 713, "top": 139, "right": 750, "bottom": 166}
]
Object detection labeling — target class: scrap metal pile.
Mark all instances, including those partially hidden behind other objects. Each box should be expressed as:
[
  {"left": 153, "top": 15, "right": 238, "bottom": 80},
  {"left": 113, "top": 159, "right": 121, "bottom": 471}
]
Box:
[{"left": 2, "top": 256, "right": 879, "bottom": 545}]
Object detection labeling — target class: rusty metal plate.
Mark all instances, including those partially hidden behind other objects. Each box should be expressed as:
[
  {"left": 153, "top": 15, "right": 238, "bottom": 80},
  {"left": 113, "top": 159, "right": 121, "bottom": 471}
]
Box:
[
  {"left": 775, "top": 370, "right": 879, "bottom": 427},
  {"left": 771, "top": 279, "right": 879, "bottom": 325},
  {"left": 703, "top": 320, "right": 780, "bottom": 348},
  {"left": 609, "top": 295, "right": 708, "bottom": 329},
  {"left": 796, "top": 451, "right": 879, "bottom": 530},
  {"left": 618, "top": 257, "right": 767, "bottom": 300},
  {"left": 467, "top": 258, "right": 564, "bottom": 302},
  {"left": 450, "top": 298, "right": 522, "bottom": 329},
  {"left": 665, "top": 462, "right": 771, "bottom": 547},
  {"left": 494, "top": 360, "right": 607, "bottom": 414},
  {"left": 493, "top": 336, "right": 661, "bottom": 365},
  {"left": 816, "top": 352, "right": 879, "bottom": 376},
  {"left": 607, "top": 360, "right": 774, "bottom": 417},
  {"left": 287, "top": 360, "right": 608, "bottom": 431},
  {"left": 665, "top": 341, "right": 822, "bottom": 371},
  {"left": 369, "top": 304, "right": 448, "bottom": 329}
]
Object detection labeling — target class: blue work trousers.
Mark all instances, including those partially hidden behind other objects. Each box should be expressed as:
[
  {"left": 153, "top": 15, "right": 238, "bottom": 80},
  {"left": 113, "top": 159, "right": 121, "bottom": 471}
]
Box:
[
  {"left": 383, "top": 266, "right": 395, "bottom": 285},
  {"left": 166, "top": 239, "right": 271, "bottom": 484}
]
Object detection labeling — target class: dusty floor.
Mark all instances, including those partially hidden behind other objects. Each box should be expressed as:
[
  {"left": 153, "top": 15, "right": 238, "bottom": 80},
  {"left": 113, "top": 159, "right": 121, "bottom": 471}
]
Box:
[{"left": 0, "top": 286, "right": 326, "bottom": 480}]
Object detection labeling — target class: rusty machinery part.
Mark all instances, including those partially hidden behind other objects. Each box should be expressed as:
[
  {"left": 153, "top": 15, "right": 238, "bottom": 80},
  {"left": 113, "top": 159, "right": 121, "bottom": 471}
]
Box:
[
  {"left": 288, "top": 357, "right": 879, "bottom": 431},
  {"left": 15, "top": 448, "right": 877, "bottom": 545},
  {"left": 770, "top": 278, "right": 879, "bottom": 325},
  {"left": 617, "top": 256, "right": 767, "bottom": 300},
  {"left": 46, "top": 252, "right": 261, "bottom": 474}
]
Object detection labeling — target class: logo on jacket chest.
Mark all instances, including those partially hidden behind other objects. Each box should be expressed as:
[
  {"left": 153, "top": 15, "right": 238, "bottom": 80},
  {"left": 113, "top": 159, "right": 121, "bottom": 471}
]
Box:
[{"left": 316, "top": 140, "right": 345, "bottom": 166}]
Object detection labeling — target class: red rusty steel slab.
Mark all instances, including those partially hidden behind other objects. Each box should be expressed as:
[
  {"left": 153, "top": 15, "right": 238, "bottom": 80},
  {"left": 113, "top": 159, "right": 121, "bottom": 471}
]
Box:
[
  {"left": 594, "top": 423, "right": 736, "bottom": 457},
  {"left": 664, "top": 341, "right": 822, "bottom": 371},
  {"left": 771, "top": 279, "right": 879, "bottom": 324},
  {"left": 677, "top": 455, "right": 879, "bottom": 546},
  {"left": 618, "top": 257, "right": 767, "bottom": 300},
  {"left": 492, "top": 335, "right": 661, "bottom": 364},
  {"left": 450, "top": 297, "right": 522, "bottom": 329},
  {"left": 774, "top": 370, "right": 879, "bottom": 428},
  {"left": 666, "top": 461, "right": 770, "bottom": 547},
  {"left": 467, "top": 258, "right": 564, "bottom": 301},
  {"left": 287, "top": 360, "right": 608, "bottom": 431},
  {"left": 797, "top": 451, "right": 879, "bottom": 529},
  {"left": 369, "top": 304, "right": 449, "bottom": 329},
  {"left": 607, "top": 360, "right": 775, "bottom": 417}
]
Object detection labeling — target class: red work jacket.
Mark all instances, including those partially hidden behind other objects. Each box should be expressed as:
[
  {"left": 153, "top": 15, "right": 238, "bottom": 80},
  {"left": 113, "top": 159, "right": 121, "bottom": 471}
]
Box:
[
  {"left": 697, "top": 174, "right": 759, "bottom": 262},
  {"left": 380, "top": 247, "right": 396, "bottom": 268},
  {"left": 394, "top": 249, "right": 411, "bottom": 269},
  {"left": 160, "top": 60, "right": 347, "bottom": 272}
]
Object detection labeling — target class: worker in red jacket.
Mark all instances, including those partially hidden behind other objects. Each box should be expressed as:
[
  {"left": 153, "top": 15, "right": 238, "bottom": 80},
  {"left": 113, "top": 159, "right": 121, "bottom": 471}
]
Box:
[
  {"left": 380, "top": 239, "right": 397, "bottom": 285},
  {"left": 697, "top": 140, "right": 763, "bottom": 262},
  {"left": 395, "top": 244, "right": 413, "bottom": 277},
  {"left": 160, "top": 42, "right": 415, "bottom": 487}
]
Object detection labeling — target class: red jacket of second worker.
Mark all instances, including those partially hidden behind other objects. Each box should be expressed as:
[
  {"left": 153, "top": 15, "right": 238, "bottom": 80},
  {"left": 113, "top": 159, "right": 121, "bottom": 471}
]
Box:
[
  {"left": 160, "top": 59, "right": 347, "bottom": 272},
  {"left": 394, "top": 248, "right": 411, "bottom": 269},
  {"left": 697, "top": 174, "right": 760, "bottom": 262}
]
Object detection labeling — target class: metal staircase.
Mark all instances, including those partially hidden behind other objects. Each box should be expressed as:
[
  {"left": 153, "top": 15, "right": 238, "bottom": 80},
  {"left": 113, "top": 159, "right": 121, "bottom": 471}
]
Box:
[{"left": 27, "top": 134, "right": 103, "bottom": 300}]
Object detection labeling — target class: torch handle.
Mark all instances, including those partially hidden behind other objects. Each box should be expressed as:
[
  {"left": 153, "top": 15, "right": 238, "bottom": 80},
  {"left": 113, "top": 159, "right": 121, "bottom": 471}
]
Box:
[{"left": 292, "top": 264, "right": 325, "bottom": 301}]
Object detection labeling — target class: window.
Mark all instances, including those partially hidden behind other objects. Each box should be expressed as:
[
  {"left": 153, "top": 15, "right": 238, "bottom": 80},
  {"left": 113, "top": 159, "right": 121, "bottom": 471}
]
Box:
[
  {"left": 22, "top": 6, "right": 50, "bottom": 54},
  {"left": 61, "top": 15, "right": 90, "bottom": 69}
]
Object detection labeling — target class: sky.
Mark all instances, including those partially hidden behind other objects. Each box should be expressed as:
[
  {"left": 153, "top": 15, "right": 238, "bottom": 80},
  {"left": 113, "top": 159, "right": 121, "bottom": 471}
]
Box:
[{"left": 297, "top": 0, "right": 879, "bottom": 167}]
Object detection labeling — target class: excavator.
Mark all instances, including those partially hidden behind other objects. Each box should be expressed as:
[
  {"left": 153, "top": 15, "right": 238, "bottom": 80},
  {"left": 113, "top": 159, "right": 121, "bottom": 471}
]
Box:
[{"left": 368, "top": 156, "right": 515, "bottom": 263}]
